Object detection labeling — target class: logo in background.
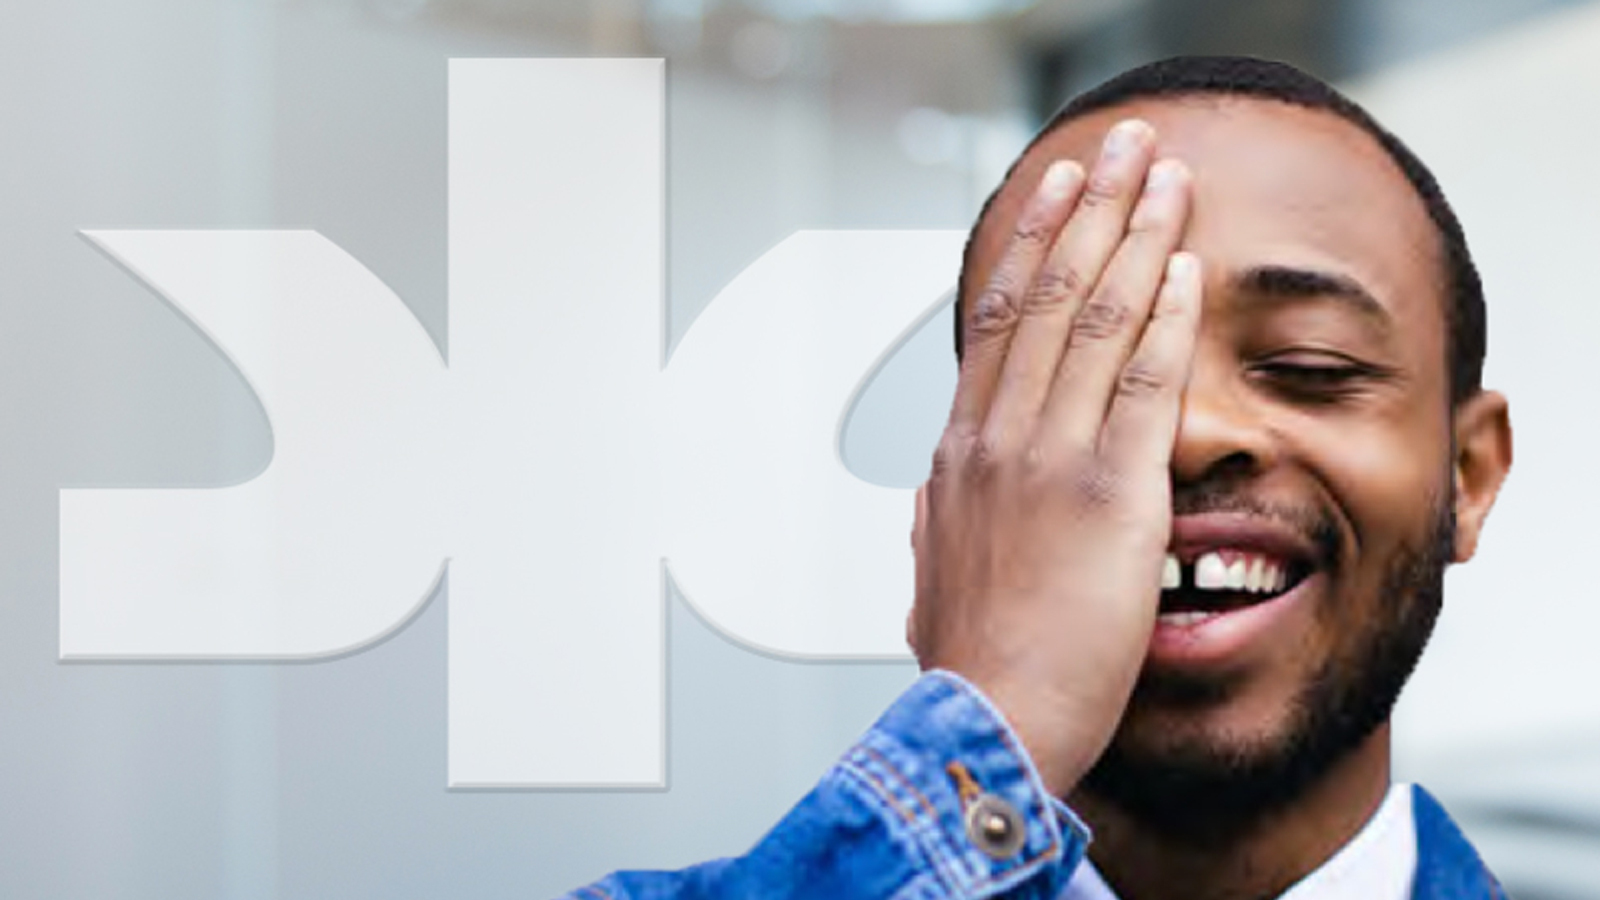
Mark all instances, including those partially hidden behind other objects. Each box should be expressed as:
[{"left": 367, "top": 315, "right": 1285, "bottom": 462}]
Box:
[{"left": 63, "top": 59, "right": 962, "bottom": 788}]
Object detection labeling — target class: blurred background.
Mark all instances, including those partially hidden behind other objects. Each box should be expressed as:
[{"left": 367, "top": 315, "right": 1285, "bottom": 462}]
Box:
[{"left": 5, "top": 0, "right": 1600, "bottom": 896}]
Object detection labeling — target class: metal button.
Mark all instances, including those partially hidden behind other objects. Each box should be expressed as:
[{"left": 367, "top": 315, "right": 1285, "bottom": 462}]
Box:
[{"left": 964, "top": 793, "right": 1026, "bottom": 858}]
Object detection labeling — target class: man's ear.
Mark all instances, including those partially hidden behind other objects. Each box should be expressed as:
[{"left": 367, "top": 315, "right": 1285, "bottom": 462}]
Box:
[{"left": 1451, "top": 390, "right": 1512, "bottom": 563}]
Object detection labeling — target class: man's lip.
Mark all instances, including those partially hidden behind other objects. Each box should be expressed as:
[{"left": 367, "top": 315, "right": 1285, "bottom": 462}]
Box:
[
  {"left": 1148, "top": 571, "right": 1322, "bottom": 667},
  {"left": 1167, "top": 512, "right": 1322, "bottom": 567}
]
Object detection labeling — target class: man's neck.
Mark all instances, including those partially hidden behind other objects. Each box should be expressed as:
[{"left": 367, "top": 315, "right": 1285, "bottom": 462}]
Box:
[{"left": 1067, "top": 726, "right": 1393, "bottom": 900}]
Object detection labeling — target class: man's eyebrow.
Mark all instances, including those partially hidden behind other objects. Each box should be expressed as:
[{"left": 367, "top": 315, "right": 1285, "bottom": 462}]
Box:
[{"left": 1233, "top": 264, "right": 1392, "bottom": 327}]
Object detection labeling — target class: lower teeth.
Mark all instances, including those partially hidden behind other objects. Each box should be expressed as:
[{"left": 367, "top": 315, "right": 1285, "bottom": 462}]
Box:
[{"left": 1158, "top": 611, "right": 1219, "bottom": 627}]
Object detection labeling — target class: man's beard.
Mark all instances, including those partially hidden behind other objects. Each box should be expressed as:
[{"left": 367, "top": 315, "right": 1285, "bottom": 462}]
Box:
[{"left": 1078, "top": 491, "right": 1454, "bottom": 847}]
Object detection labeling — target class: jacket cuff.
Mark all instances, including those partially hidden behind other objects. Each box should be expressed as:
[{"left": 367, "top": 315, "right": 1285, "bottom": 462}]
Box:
[{"left": 837, "top": 670, "right": 1090, "bottom": 899}]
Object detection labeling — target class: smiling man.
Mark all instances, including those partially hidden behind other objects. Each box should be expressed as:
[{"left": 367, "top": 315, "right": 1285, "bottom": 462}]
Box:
[{"left": 568, "top": 56, "right": 1512, "bottom": 899}]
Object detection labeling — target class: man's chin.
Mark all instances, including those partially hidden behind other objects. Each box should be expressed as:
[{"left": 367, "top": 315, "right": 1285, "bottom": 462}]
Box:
[
  {"left": 1079, "top": 702, "right": 1323, "bottom": 847},
  {"left": 1079, "top": 589, "right": 1439, "bottom": 846}
]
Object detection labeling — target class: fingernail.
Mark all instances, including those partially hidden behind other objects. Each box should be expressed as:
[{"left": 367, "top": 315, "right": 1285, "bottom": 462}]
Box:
[
  {"left": 1103, "top": 119, "right": 1149, "bottom": 159},
  {"left": 1040, "top": 160, "right": 1077, "bottom": 198},
  {"left": 1167, "top": 252, "right": 1199, "bottom": 281},
  {"left": 1145, "top": 159, "right": 1185, "bottom": 194}
]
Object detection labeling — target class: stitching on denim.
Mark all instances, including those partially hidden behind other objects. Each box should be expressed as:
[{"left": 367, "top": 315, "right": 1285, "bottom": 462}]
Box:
[
  {"left": 841, "top": 753, "right": 916, "bottom": 826},
  {"left": 841, "top": 754, "right": 972, "bottom": 893},
  {"left": 865, "top": 744, "right": 964, "bottom": 888},
  {"left": 889, "top": 871, "right": 946, "bottom": 900},
  {"left": 861, "top": 743, "right": 941, "bottom": 825},
  {"left": 863, "top": 742, "right": 1037, "bottom": 895}
]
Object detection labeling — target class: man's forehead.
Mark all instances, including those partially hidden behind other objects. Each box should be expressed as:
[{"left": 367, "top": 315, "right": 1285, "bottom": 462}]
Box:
[
  {"left": 967, "top": 95, "right": 1443, "bottom": 323},
  {"left": 1004, "top": 96, "right": 1389, "bottom": 189}
]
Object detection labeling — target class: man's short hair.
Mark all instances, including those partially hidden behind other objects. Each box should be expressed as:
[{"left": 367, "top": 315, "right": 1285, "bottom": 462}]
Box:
[{"left": 955, "top": 55, "right": 1486, "bottom": 405}]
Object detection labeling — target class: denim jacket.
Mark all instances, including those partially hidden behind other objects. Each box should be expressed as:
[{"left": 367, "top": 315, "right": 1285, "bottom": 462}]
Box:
[{"left": 565, "top": 672, "right": 1504, "bottom": 900}]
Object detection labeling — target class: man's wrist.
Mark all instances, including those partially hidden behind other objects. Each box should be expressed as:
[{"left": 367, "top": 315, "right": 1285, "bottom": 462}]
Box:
[{"left": 944, "top": 669, "right": 1108, "bottom": 799}]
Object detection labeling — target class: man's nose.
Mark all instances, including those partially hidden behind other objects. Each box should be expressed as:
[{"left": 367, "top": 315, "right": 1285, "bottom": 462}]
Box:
[{"left": 1170, "top": 362, "right": 1278, "bottom": 486}]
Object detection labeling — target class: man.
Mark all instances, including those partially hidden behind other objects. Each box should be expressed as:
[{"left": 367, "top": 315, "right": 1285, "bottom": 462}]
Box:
[{"left": 567, "top": 55, "right": 1513, "bottom": 898}]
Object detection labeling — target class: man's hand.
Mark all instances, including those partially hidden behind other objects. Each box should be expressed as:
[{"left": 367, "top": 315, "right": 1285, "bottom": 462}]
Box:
[{"left": 910, "top": 120, "right": 1199, "bottom": 797}]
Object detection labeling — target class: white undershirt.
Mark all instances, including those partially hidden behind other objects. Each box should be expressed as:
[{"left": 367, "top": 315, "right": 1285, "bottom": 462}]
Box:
[{"left": 1062, "top": 783, "right": 1418, "bottom": 900}]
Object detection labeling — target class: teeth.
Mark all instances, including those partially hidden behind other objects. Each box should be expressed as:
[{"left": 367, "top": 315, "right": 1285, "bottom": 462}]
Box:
[
  {"left": 1159, "top": 611, "right": 1217, "bottom": 627},
  {"left": 1191, "top": 551, "right": 1294, "bottom": 594},
  {"left": 1194, "top": 552, "right": 1228, "bottom": 589},
  {"left": 1263, "top": 562, "right": 1282, "bottom": 593},
  {"left": 1225, "top": 558, "right": 1248, "bottom": 590},
  {"left": 1161, "top": 553, "right": 1181, "bottom": 589}
]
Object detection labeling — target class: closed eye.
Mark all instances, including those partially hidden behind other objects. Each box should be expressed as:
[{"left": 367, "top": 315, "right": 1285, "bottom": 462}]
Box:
[{"left": 1251, "top": 355, "right": 1394, "bottom": 403}]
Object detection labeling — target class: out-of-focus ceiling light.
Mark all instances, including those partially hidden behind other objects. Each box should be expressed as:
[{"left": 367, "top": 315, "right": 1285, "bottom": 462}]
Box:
[{"left": 746, "top": 0, "right": 1037, "bottom": 24}]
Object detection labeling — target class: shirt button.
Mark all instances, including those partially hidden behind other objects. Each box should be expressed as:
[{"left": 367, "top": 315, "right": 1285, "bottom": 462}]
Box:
[{"left": 964, "top": 793, "right": 1027, "bottom": 858}]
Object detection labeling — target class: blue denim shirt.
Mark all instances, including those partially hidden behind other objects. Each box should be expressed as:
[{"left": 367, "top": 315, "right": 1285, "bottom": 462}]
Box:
[
  {"left": 564, "top": 671, "right": 1503, "bottom": 900},
  {"left": 569, "top": 671, "right": 1087, "bottom": 899}
]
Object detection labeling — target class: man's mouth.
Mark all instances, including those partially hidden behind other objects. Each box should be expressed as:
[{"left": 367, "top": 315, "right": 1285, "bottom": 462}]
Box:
[
  {"left": 1139, "top": 510, "right": 1334, "bottom": 663},
  {"left": 1157, "top": 548, "right": 1315, "bottom": 627}
]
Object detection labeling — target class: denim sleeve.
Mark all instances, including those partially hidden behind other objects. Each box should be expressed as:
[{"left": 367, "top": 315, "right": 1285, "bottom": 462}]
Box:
[{"left": 564, "top": 670, "right": 1090, "bottom": 900}]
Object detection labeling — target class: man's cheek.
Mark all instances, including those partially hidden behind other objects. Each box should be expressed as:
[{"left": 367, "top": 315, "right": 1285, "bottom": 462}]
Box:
[{"left": 1323, "top": 430, "right": 1443, "bottom": 546}]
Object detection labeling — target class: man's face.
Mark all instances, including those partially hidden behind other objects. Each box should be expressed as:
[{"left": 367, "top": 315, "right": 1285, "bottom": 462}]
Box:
[{"left": 963, "top": 97, "right": 1459, "bottom": 831}]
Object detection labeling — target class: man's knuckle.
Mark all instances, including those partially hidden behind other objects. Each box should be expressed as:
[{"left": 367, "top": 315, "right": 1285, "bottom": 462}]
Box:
[
  {"left": 1081, "top": 173, "right": 1121, "bottom": 207},
  {"left": 1004, "top": 441, "right": 1052, "bottom": 482},
  {"left": 1070, "top": 292, "right": 1131, "bottom": 344},
  {"left": 1116, "top": 362, "right": 1167, "bottom": 398},
  {"left": 1011, "top": 218, "right": 1053, "bottom": 248},
  {"left": 1020, "top": 284, "right": 1063, "bottom": 316},
  {"left": 1026, "top": 267, "right": 1088, "bottom": 309},
  {"left": 969, "top": 285, "right": 1021, "bottom": 334},
  {"left": 968, "top": 428, "right": 1012, "bottom": 474},
  {"left": 932, "top": 428, "right": 976, "bottom": 474}
]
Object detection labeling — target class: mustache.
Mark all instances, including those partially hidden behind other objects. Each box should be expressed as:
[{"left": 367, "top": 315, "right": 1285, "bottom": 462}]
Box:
[{"left": 1171, "top": 481, "right": 1343, "bottom": 569}]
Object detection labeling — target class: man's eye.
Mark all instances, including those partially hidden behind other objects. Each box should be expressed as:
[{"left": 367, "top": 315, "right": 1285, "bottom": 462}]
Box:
[
  {"left": 1261, "top": 363, "right": 1363, "bottom": 383},
  {"left": 1252, "top": 359, "right": 1378, "bottom": 401}
]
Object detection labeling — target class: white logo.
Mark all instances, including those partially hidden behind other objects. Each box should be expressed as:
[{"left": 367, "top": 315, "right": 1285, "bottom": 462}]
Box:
[{"left": 62, "top": 59, "right": 962, "bottom": 788}]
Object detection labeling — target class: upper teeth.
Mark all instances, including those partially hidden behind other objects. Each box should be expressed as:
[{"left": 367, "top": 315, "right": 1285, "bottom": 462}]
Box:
[
  {"left": 1166, "top": 551, "right": 1289, "bottom": 593},
  {"left": 1161, "top": 554, "right": 1182, "bottom": 589}
]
